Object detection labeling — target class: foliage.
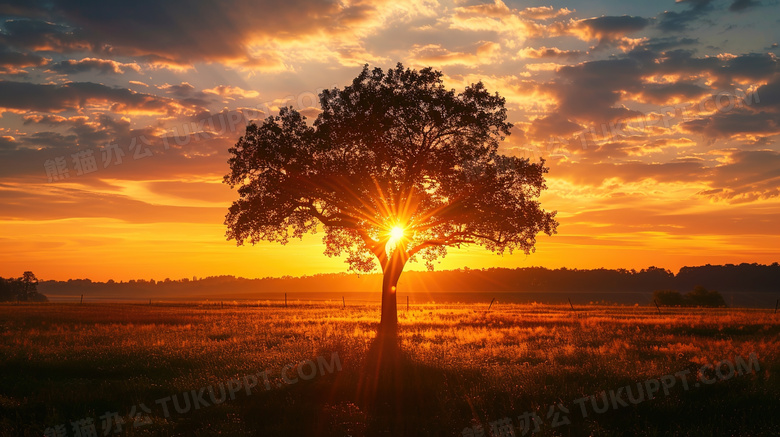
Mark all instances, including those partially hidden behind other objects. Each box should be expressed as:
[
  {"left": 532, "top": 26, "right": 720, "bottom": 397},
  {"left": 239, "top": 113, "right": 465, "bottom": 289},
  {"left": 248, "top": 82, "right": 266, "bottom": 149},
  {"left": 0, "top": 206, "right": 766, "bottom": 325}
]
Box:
[
  {"left": 0, "top": 272, "right": 47, "bottom": 302},
  {"left": 654, "top": 286, "right": 727, "bottom": 307},
  {"left": 224, "top": 63, "right": 557, "bottom": 275},
  {"left": 653, "top": 289, "right": 686, "bottom": 306},
  {"left": 686, "top": 285, "right": 727, "bottom": 307}
]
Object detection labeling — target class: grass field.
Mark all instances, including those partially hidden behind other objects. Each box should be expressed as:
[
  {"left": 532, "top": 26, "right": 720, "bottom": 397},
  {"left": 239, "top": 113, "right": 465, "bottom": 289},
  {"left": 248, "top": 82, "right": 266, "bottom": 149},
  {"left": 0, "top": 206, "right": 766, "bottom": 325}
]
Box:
[{"left": 1, "top": 302, "right": 778, "bottom": 436}]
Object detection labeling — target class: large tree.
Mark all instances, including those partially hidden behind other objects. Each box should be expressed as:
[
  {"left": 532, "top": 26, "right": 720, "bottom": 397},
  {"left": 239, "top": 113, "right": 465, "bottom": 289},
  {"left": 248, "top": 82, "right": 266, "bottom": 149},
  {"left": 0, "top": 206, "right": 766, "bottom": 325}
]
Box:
[{"left": 224, "top": 64, "right": 557, "bottom": 335}]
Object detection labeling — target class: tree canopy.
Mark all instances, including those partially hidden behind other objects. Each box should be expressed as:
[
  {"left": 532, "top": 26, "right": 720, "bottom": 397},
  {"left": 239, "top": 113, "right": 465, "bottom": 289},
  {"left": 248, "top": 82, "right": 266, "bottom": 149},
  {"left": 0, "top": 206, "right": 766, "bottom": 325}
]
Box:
[
  {"left": 0, "top": 271, "right": 47, "bottom": 302},
  {"left": 225, "top": 64, "right": 557, "bottom": 277},
  {"left": 653, "top": 286, "right": 727, "bottom": 307}
]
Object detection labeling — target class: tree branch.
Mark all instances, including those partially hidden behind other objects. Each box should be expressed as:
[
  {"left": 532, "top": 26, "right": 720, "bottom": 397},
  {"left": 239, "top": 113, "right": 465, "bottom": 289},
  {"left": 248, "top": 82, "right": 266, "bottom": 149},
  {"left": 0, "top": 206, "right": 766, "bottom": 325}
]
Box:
[{"left": 406, "top": 235, "right": 475, "bottom": 259}]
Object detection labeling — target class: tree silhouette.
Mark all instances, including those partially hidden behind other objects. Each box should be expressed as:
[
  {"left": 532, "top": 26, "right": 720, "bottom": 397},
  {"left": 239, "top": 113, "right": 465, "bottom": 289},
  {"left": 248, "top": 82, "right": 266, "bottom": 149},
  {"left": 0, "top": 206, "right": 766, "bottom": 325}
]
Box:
[
  {"left": 653, "top": 289, "right": 685, "bottom": 306},
  {"left": 686, "top": 285, "right": 727, "bottom": 307},
  {"left": 20, "top": 271, "right": 38, "bottom": 301},
  {"left": 224, "top": 64, "right": 557, "bottom": 335}
]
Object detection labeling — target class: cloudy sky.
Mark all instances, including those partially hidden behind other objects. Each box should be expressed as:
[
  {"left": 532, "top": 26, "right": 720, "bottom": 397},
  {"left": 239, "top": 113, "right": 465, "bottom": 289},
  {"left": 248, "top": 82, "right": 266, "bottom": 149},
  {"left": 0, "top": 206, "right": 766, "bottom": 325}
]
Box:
[{"left": 1, "top": 0, "right": 779, "bottom": 281}]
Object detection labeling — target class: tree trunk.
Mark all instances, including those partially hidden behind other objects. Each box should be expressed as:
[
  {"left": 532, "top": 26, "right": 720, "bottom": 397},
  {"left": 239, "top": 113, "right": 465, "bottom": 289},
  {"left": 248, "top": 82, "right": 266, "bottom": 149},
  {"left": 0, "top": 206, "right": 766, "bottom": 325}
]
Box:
[{"left": 379, "top": 251, "right": 405, "bottom": 335}]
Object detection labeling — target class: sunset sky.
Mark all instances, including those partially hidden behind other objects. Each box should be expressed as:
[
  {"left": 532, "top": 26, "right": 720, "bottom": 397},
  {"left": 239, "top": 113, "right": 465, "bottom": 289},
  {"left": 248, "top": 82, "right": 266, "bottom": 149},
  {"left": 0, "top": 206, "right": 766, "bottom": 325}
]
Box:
[{"left": 1, "top": 0, "right": 779, "bottom": 281}]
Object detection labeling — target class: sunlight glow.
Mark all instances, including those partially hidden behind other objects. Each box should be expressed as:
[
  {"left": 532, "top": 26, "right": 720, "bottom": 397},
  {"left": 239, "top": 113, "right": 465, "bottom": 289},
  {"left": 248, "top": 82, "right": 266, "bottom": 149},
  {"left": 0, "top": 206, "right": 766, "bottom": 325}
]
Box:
[
  {"left": 386, "top": 225, "right": 407, "bottom": 254},
  {"left": 390, "top": 226, "right": 405, "bottom": 242}
]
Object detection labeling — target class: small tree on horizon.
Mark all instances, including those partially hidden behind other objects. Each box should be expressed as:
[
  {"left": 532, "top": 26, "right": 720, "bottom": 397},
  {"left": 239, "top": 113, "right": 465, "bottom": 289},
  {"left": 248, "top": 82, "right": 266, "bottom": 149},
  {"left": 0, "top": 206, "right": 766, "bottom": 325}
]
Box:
[
  {"left": 653, "top": 289, "right": 685, "bottom": 306},
  {"left": 224, "top": 64, "right": 558, "bottom": 335},
  {"left": 653, "top": 285, "right": 726, "bottom": 307},
  {"left": 20, "top": 271, "right": 38, "bottom": 302},
  {"left": 686, "top": 285, "right": 727, "bottom": 307}
]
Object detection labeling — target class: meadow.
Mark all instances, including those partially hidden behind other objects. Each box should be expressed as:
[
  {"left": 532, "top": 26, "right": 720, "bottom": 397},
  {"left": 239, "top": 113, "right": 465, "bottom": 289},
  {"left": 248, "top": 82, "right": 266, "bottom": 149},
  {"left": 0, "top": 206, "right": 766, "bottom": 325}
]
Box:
[{"left": 1, "top": 301, "right": 778, "bottom": 436}]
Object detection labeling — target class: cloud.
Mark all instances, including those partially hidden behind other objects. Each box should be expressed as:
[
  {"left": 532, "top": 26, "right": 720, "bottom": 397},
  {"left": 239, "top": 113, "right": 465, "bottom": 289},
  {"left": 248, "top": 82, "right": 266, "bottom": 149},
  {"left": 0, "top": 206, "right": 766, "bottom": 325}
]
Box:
[
  {"left": 518, "top": 6, "right": 574, "bottom": 20},
  {"left": 203, "top": 85, "right": 260, "bottom": 100},
  {"left": 752, "top": 76, "right": 780, "bottom": 111},
  {"left": 552, "top": 160, "right": 705, "bottom": 187},
  {"left": 0, "top": 118, "right": 235, "bottom": 184},
  {"left": 576, "top": 137, "right": 697, "bottom": 161},
  {"left": 0, "top": 135, "right": 18, "bottom": 150},
  {"left": 409, "top": 41, "right": 500, "bottom": 67},
  {"left": 0, "top": 80, "right": 193, "bottom": 114},
  {"left": 18, "top": 131, "right": 78, "bottom": 150},
  {"left": 448, "top": 0, "right": 542, "bottom": 41},
  {"left": 544, "top": 47, "right": 777, "bottom": 128},
  {"left": 160, "top": 82, "right": 197, "bottom": 97},
  {"left": 638, "top": 37, "right": 698, "bottom": 52},
  {"left": 729, "top": 0, "right": 760, "bottom": 12},
  {"left": 657, "top": 0, "right": 715, "bottom": 32},
  {"left": 0, "top": 0, "right": 436, "bottom": 67},
  {"left": 517, "top": 46, "right": 582, "bottom": 60},
  {"left": 675, "top": 74, "right": 780, "bottom": 138},
  {"left": 646, "top": 49, "right": 720, "bottom": 79},
  {"left": 46, "top": 57, "right": 141, "bottom": 74},
  {"left": 447, "top": 3, "right": 651, "bottom": 54},
  {"left": 158, "top": 82, "right": 214, "bottom": 108},
  {"left": 451, "top": 0, "right": 513, "bottom": 19},
  {"left": 648, "top": 50, "right": 778, "bottom": 88},
  {"left": 702, "top": 150, "right": 780, "bottom": 201},
  {"left": 0, "top": 49, "right": 48, "bottom": 74},
  {"left": 22, "top": 114, "right": 71, "bottom": 125},
  {"left": 717, "top": 53, "right": 779, "bottom": 85},
  {"left": 0, "top": 183, "right": 225, "bottom": 223},
  {"left": 548, "top": 58, "right": 644, "bottom": 124},
  {"left": 637, "top": 81, "right": 711, "bottom": 105},
  {"left": 549, "top": 147, "right": 780, "bottom": 203},
  {"left": 145, "top": 180, "right": 234, "bottom": 204},
  {"left": 0, "top": 0, "right": 49, "bottom": 18},
  {"left": 528, "top": 113, "right": 583, "bottom": 140},
  {"left": 681, "top": 108, "right": 780, "bottom": 137},
  {"left": 15, "top": 113, "right": 136, "bottom": 151},
  {"left": 573, "top": 15, "right": 650, "bottom": 46},
  {"left": 0, "top": 18, "right": 92, "bottom": 53}
]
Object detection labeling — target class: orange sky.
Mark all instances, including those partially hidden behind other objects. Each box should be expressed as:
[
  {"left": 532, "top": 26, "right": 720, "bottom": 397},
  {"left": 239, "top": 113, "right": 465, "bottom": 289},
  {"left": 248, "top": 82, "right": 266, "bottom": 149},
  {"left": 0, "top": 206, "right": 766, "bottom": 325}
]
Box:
[{"left": 1, "top": 0, "right": 779, "bottom": 281}]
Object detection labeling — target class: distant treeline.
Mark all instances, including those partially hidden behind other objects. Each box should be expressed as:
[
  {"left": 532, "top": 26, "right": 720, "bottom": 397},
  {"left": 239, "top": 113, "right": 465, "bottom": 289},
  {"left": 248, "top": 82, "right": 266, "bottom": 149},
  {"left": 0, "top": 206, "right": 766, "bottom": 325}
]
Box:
[{"left": 37, "top": 263, "right": 780, "bottom": 301}]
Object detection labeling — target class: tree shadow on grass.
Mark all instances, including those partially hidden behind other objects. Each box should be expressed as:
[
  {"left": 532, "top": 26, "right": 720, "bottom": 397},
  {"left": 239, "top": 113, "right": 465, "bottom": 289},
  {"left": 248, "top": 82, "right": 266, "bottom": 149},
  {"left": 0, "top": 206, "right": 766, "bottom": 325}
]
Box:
[
  {"left": 312, "top": 330, "right": 479, "bottom": 437},
  {"left": 209, "top": 328, "right": 478, "bottom": 437}
]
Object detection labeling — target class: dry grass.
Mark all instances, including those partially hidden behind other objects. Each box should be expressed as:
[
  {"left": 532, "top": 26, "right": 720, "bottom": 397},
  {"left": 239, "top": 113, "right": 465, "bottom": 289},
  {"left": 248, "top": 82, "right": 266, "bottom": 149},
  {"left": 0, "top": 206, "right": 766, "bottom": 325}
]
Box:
[{"left": 1, "top": 302, "right": 778, "bottom": 436}]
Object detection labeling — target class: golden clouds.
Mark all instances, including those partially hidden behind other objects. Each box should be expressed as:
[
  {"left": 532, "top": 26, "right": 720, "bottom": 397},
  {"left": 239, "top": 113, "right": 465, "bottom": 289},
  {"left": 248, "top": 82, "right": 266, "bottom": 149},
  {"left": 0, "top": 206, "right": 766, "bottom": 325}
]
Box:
[
  {"left": 409, "top": 41, "right": 500, "bottom": 67},
  {"left": 1, "top": 0, "right": 779, "bottom": 281}
]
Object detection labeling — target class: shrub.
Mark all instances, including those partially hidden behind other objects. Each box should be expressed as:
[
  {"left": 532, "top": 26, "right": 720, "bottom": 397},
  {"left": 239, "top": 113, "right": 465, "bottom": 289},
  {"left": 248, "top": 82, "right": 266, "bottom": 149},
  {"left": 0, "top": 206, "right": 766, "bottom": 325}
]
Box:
[
  {"left": 685, "top": 285, "right": 727, "bottom": 307},
  {"left": 653, "top": 286, "right": 727, "bottom": 307},
  {"left": 653, "top": 289, "right": 685, "bottom": 306}
]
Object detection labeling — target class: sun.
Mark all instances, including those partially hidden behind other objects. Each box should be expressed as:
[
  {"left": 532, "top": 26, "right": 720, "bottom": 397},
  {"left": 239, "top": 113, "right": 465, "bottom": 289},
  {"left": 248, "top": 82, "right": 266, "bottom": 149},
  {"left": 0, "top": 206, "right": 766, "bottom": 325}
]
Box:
[
  {"left": 389, "top": 226, "right": 405, "bottom": 243},
  {"left": 385, "top": 225, "right": 407, "bottom": 255}
]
